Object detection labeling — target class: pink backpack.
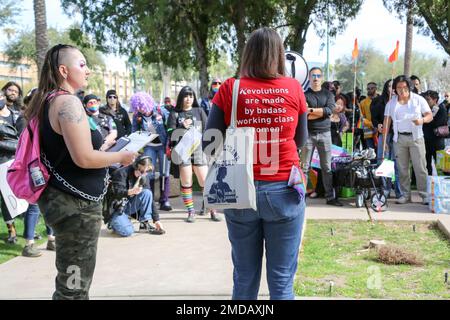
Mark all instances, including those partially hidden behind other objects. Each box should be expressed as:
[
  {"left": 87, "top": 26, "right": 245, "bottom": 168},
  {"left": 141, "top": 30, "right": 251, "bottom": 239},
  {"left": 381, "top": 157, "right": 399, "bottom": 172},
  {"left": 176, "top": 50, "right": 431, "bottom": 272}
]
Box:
[
  {"left": 7, "top": 90, "right": 68, "bottom": 204},
  {"left": 7, "top": 117, "right": 50, "bottom": 204}
]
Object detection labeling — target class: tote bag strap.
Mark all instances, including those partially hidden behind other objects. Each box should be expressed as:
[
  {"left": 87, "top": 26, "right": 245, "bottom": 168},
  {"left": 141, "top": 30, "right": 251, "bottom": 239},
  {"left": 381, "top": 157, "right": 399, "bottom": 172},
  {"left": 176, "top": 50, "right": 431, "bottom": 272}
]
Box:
[{"left": 230, "top": 79, "right": 240, "bottom": 129}]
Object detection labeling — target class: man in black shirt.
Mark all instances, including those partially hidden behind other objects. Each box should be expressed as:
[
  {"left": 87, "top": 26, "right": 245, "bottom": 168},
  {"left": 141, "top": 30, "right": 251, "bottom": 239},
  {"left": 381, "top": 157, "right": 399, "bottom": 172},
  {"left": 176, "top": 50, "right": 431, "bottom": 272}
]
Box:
[{"left": 300, "top": 67, "right": 342, "bottom": 206}]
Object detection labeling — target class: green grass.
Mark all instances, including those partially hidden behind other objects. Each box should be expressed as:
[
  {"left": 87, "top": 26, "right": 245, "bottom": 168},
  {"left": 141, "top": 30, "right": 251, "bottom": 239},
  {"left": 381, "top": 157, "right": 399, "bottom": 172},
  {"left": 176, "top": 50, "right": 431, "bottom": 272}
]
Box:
[
  {"left": 295, "top": 220, "right": 450, "bottom": 299},
  {"left": 0, "top": 215, "right": 49, "bottom": 264}
]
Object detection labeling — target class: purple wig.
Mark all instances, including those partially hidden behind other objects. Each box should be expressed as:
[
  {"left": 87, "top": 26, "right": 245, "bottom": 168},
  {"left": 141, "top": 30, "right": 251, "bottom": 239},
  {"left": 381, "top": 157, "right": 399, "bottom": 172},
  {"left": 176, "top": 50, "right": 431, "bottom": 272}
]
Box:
[{"left": 129, "top": 92, "right": 155, "bottom": 114}]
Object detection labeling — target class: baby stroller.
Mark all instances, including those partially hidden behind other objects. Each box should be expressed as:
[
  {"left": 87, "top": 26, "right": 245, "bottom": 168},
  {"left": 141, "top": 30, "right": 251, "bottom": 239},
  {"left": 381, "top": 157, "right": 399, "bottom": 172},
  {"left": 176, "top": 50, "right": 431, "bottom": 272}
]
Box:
[{"left": 334, "top": 148, "right": 388, "bottom": 212}]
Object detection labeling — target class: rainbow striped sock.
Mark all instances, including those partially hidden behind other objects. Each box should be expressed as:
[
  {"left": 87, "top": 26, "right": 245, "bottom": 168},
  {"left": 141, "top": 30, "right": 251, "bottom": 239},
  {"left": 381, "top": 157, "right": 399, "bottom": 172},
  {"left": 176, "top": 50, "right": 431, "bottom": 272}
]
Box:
[{"left": 181, "top": 186, "right": 195, "bottom": 214}]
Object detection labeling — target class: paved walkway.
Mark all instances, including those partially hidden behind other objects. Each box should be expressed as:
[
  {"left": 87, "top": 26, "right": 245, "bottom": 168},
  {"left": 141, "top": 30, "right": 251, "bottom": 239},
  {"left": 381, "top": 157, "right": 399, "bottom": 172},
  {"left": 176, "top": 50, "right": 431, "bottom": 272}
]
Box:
[{"left": 0, "top": 191, "right": 448, "bottom": 300}]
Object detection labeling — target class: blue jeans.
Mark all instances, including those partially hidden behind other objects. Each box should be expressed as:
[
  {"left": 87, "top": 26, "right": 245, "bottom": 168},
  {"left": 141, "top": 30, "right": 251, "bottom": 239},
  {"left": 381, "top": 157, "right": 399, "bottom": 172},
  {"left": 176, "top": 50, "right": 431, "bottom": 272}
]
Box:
[
  {"left": 377, "top": 134, "right": 403, "bottom": 198},
  {"left": 144, "top": 145, "right": 170, "bottom": 179},
  {"left": 124, "top": 189, "right": 154, "bottom": 222},
  {"left": 109, "top": 213, "right": 134, "bottom": 237},
  {"left": 23, "top": 204, "right": 53, "bottom": 240},
  {"left": 224, "top": 181, "right": 306, "bottom": 300}
]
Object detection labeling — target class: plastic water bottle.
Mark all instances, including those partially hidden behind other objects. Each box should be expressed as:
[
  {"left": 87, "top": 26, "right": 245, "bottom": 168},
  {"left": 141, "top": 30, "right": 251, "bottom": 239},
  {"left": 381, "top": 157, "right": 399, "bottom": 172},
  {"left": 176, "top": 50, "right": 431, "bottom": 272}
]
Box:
[{"left": 30, "top": 167, "right": 45, "bottom": 187}]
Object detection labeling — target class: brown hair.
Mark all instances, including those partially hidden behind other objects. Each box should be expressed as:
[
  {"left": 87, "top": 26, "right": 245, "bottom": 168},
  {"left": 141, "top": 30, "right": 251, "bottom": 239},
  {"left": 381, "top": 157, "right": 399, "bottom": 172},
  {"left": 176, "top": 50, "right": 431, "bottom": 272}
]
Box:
[
  {"left": 24, "top": 44, "right": 78, "bottom": 122},
  {"left": 239, "top": 28, "right": 285, "bottom": 79}
]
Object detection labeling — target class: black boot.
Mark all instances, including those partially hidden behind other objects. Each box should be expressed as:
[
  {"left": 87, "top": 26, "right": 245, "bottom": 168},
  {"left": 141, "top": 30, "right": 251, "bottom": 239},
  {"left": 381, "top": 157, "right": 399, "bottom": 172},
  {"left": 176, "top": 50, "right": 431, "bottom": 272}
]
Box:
[
  {"left": 159, "top": 177, "right": 172, "bottom": 211},
  {"left": 199, "top": 190, "right": 206, "bottom": 216}
]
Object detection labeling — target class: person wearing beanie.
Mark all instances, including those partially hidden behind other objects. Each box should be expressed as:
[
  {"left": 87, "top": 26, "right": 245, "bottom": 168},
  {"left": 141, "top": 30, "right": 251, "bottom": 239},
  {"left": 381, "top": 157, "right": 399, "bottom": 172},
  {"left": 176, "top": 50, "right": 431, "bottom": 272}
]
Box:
[
  {"left": 100, "top": 89, "right": 132, "bottom": 138},
  {"left": 83, "top": 94, "right": 117, "bottom": 151}
]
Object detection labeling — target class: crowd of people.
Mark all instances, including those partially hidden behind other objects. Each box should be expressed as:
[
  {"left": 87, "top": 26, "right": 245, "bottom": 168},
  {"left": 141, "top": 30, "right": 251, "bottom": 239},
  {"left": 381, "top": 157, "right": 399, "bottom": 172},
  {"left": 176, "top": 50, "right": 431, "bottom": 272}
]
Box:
[
  {"left": 301, "top": 69, "right": 450, "bottom": 206},
  {"left": 0, "top": 26, "right": 449, "bottom": 301},
  {"left": 0, "top": 71, "right": 225, "bottom": 256}
]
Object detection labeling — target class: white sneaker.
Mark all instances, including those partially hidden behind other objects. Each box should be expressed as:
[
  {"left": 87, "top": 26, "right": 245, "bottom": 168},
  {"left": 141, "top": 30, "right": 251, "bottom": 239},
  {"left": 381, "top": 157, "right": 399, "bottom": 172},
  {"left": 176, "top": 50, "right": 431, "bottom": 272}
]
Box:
[{"left": 396, "top": 196, "right": 410, "bottom": 204}]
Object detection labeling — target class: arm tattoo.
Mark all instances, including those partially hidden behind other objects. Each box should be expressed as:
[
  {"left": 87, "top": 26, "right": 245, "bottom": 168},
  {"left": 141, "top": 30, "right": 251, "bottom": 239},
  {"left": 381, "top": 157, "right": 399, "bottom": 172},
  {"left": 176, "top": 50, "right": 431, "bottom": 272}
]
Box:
[{"left": 58, "top": 99, "right": 84, "bottom": 124}]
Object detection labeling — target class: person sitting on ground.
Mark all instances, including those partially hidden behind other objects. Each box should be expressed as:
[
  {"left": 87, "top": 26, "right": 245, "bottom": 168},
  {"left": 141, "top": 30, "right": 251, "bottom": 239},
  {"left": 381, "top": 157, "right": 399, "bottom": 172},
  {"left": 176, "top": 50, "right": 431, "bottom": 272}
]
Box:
[
  {"left": 104, "top": 155, "right": 165, "bottom": 236},
  {"left": 83, "top": 94, "right": 117, "bottom": 151}
]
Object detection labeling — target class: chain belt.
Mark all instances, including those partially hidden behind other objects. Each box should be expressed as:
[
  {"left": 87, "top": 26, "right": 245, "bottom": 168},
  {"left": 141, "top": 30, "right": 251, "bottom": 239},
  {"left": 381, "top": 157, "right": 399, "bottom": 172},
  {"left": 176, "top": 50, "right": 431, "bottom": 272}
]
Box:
[{"left": 42, "top": 153, "right": 110, "bottom": 202}]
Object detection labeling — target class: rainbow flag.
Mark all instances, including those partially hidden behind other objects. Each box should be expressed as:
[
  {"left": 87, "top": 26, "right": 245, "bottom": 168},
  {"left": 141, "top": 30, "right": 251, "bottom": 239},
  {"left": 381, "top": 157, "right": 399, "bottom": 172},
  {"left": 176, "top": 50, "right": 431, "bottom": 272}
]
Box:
[{"left": 357, "top": 117, "right": 364, "bottom": 129}]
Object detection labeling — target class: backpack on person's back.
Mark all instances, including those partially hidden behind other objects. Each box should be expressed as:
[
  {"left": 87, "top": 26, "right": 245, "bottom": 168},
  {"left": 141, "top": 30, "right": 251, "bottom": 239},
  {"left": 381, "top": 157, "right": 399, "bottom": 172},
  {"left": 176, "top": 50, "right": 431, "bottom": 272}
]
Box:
[
  {"left": 7, "top": 117, "right": 50, "bottom": 204},
  {"left": 7, "top": 90, "right": 69, "bottom": 204}
]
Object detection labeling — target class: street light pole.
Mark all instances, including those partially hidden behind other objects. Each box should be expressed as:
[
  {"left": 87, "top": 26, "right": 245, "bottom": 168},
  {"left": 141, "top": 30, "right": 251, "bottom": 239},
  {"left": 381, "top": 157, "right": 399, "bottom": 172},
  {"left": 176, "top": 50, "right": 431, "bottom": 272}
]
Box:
[
  {"left": 19, "top": 66, "right": 24, "bottom": 90},
  {"left": 326, "top": 2, "right": 330, "bottom": 81}
]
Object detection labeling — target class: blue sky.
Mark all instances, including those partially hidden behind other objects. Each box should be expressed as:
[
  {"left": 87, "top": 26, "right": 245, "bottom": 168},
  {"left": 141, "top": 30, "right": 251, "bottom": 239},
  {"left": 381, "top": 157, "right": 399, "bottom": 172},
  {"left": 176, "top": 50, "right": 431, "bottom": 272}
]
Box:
[{"left": 1, "top": 0, "right": 447, "bottom": 71}]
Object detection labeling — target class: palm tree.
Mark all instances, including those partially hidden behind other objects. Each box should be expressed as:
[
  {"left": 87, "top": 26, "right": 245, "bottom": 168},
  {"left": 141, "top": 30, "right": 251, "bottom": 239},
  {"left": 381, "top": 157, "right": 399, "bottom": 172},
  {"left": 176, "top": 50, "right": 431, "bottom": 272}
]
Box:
[
  {"left": 34, "top": 0, "right": 49, "bottom": 79},
  {"left": 403, "top": 0, "right": 414, "bottom": 77}
]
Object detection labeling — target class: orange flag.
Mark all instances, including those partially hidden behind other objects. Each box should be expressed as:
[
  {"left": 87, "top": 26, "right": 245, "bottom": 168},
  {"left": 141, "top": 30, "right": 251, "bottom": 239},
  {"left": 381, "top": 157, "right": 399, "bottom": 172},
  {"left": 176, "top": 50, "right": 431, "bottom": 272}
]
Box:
[
  {"left": 389, "top": 41, "right": 399, "bottom": 63},
  {"left": 352, "top": 38, "right": 359, "bottom": 60}
]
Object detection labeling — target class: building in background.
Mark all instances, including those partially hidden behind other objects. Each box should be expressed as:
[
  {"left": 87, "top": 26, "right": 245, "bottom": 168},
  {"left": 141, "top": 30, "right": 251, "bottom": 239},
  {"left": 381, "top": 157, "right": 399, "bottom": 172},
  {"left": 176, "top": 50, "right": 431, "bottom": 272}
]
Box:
[
  {"left": 0, "top": 54, "right": 38, "bottom": 92},
  {"left": 100, "top": 68, "right": 133, "bottom": 103}
]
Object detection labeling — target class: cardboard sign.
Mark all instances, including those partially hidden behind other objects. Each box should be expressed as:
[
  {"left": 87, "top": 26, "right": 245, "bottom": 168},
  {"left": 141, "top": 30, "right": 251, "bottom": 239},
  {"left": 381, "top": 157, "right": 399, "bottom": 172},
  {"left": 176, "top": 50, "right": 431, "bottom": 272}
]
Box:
[{"left": 0, "top": 160, "right": 29, "bottom": 218}]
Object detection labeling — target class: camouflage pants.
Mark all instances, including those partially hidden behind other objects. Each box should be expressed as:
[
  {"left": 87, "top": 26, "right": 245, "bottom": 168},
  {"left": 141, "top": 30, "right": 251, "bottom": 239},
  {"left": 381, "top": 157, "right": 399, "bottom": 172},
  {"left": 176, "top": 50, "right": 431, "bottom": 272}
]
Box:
[{"left": 38, "top": 185, "right": 102, "bottom": 300}]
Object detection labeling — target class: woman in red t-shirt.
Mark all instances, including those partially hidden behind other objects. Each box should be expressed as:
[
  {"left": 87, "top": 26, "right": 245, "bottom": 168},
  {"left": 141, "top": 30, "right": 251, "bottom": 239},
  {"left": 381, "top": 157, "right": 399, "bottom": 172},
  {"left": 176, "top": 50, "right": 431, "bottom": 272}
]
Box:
[{"left": 204, "top": 27, "right": 308, "bottom": 300}]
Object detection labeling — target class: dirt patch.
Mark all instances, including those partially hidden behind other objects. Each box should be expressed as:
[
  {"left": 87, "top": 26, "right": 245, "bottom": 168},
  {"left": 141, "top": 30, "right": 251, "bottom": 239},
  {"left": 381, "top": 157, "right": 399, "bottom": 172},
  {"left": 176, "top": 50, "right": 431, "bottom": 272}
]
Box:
[{"left": 376, "top": 245, "right": 424, "bottom": 266}]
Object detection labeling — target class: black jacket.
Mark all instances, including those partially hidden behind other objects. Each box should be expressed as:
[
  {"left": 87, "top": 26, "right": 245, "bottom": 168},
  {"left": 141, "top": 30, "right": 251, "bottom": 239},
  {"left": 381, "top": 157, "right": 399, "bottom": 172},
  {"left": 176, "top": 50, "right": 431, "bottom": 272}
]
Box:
[
  {"left": 423, "top": 104, "right": 448, "bottom": 148},
  {"left": 0, "top": 108, "right": 20, "bottom": 164},
  {"left": 100, "top": 105, "right": 132, "bottom": 138},
  {"left": 102, "top": 165, "right": 159, "bottom": 224},
  {"left": 370, "top": 96, "right": 393, "bottom": 134}
]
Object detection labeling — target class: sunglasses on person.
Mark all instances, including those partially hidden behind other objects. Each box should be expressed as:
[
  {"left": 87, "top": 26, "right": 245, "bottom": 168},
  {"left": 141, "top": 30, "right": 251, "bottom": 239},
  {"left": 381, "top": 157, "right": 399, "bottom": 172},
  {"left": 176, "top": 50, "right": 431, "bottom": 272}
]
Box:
[
  {"left": 108, "top": 95, "right": 117, "bottom": 99},
  {"left": 311, "top": 74, "right": 322, "bottom": 79},
  {"left": 212, "top": 82, "right": 221, "bottom": 85}
]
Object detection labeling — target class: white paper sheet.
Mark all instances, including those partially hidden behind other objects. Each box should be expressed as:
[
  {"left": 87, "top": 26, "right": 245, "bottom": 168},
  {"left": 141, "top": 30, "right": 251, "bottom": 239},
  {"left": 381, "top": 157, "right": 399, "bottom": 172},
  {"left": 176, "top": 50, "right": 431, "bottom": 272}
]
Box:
[
  {"left": 120, "top": 132, "right": 159, "bottom": 153},
  {"left": 0, "top": 160, "right": 29, "bottom": 218}
]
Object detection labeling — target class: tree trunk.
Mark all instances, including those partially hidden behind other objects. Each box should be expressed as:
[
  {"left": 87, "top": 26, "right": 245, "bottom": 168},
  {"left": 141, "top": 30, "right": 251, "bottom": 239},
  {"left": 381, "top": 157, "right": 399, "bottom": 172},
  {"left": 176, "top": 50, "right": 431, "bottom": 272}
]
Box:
[
  {"left": 197, "top": 51, "right": 209, "bottom": 99},
  {"left": 404, "top": 0, "right": 414, "bottom": 77},
  {"left": 34, "top": 0, "right": 49, "bottom": 79},
  {"left": 232, "top": 0, "right": 246, "bottom": 75},
  {"left": 160, "top": 63, "right": 172, "bottom": 100},
  {"left": 286, "top": 0, "right": 316, "bottom": 54},
  {"left": 190, "top": 27, "right": 209, "bottom": 98}
]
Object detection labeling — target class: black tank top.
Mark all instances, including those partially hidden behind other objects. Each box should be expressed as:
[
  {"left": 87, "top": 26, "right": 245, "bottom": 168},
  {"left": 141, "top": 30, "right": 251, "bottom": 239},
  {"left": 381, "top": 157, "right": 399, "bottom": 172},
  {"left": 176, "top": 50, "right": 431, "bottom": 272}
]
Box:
[{"left": 41, "top": 95, "right": 108, "bottom": 200}]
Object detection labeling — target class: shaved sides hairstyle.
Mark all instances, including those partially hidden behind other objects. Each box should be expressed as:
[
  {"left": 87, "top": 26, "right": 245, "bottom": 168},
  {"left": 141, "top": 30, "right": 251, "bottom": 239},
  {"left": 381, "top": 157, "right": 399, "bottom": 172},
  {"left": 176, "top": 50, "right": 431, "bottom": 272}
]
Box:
[{"left": 25, "top": 44, "right": 78, "bottom": 122}]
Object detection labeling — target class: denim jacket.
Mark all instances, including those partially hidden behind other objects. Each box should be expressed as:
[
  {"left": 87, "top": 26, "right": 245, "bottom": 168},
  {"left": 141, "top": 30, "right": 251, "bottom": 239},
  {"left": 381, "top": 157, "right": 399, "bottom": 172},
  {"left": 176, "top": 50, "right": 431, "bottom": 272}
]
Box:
[{"left": 132, "top": 105, "right": 169, "bottom": 146}]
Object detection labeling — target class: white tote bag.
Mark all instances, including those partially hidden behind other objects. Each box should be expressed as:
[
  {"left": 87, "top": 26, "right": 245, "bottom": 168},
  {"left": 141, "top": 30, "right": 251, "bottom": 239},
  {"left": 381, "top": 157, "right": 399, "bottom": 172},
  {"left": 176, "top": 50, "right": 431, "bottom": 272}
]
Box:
[
  {"left": 203, "top": 79, "right": 257, "bottom": 210},
  {"left": 173, "top": 127, "right": 202, "bottom": 164}
]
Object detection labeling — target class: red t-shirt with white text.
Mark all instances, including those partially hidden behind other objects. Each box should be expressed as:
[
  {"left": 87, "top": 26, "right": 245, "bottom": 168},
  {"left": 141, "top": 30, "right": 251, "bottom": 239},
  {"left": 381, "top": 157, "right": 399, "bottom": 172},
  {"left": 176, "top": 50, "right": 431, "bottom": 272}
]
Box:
[{"left": 212, "top": 77, "right": 307, "bottom": 181}]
